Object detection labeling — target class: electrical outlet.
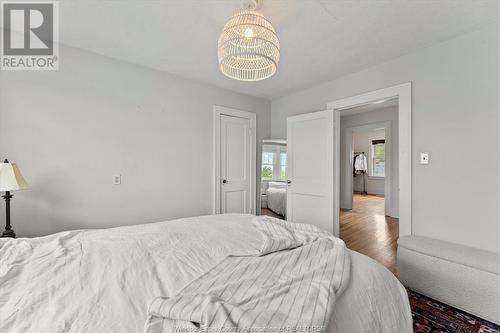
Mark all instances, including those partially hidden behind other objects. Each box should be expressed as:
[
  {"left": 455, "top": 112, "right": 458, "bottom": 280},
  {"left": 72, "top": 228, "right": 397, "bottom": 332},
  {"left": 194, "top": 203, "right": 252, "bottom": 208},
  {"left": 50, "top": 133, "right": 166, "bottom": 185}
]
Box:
[
  {"left": 113, "top": 174, "right": 121, "bottom": 185},
  {"left": 420, "top": 153, "right": 429, "bottom": 165}
]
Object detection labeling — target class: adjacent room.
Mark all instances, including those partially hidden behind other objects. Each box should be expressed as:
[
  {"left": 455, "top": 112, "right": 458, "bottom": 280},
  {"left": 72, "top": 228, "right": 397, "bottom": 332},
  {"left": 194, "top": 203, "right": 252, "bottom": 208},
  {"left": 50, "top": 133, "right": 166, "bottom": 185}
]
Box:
[
  {"left": 0, "top": 1, "right": 499, "bottom": 332},
  {"left": 338, "top": 99, "right": 400, "bottom": 273}
]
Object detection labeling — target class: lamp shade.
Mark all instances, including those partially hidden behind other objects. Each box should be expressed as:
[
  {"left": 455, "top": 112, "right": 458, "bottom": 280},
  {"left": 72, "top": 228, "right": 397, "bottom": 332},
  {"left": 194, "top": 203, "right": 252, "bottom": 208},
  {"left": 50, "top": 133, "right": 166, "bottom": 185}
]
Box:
[
  {"left": 0, "top": 161, "right": 29, "bottom": 192},
  {"left": 218, "top": 10, "right": 280, "bottom": 81}
]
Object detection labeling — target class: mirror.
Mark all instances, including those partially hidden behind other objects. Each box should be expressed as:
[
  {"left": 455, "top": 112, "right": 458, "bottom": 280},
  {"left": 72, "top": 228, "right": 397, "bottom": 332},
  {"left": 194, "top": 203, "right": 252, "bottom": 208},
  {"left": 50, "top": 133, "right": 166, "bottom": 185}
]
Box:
[{"left": 260, "top": 139, "right": 287, "bottom": 219}]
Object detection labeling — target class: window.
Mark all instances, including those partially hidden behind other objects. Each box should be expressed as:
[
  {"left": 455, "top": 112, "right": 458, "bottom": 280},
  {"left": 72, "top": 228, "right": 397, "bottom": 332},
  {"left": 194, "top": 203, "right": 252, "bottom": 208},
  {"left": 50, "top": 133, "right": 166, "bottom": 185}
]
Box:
[
  {"left": 262, "top": 151, "right": 274, "bottom": 180},
  {"left": 370, "top": 139, "right": 385, "bottom": 177},
  {"left": 261, "top": 145, "right": 287, "bottom": 181}
]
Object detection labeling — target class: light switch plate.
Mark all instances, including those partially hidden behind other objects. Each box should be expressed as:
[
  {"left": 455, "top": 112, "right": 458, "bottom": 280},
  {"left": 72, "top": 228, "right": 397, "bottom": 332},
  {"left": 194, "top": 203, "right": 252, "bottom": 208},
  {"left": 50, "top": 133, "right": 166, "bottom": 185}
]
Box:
[
  {"left": 113, "top": 174, "right": 121, "bottom": 185},
  {"left": 420, "top": 153, "right": 429, "bottom": 164}
]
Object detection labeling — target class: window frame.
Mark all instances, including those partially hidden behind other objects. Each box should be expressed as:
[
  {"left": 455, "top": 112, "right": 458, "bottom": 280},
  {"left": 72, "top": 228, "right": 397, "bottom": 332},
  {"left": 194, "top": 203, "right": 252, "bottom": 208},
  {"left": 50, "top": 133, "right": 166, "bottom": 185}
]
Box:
[
  {"left": 369, "top": 139, "right": 385, "bottom": 178},
  {"left": 262, "top": 145, "right": 287, "bottom": 182},
  {"left": 261, "top": 151, "right": 275, "bottom": 180},
  {"left": 279, "top": 147, "right": 287, "bottom": 181}
]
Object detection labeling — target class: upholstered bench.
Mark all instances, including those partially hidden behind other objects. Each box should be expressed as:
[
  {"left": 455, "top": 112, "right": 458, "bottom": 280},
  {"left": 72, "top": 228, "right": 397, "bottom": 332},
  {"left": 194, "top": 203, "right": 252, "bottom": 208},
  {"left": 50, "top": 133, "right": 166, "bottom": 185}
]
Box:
[{"left": 398, "top": 235, "right": 500, "bottom": 324}]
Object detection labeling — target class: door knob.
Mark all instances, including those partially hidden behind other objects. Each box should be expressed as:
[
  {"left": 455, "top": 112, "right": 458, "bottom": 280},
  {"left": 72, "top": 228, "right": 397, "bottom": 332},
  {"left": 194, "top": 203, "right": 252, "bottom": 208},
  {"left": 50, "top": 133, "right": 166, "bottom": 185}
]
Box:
[
  {"left": 222, "top": 179, "right": 227, "bottom": 184},
  {"left": 287, "top": 180, "right": 292, "bottom": 184}
]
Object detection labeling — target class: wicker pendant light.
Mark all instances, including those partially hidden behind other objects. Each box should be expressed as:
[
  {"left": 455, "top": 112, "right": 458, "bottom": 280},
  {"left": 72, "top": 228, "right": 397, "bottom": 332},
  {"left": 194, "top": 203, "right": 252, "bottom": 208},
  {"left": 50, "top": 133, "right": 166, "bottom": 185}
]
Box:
[{"left": 218, "top": 0, "right": 280, "bottom": 81}]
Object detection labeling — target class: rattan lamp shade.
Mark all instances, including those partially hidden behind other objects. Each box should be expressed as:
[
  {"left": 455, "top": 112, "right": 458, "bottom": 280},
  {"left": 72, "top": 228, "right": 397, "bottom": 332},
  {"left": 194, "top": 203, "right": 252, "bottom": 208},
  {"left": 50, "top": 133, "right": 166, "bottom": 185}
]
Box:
[{"left": 218, "top": 10, "right": 280, "bottom": 81}]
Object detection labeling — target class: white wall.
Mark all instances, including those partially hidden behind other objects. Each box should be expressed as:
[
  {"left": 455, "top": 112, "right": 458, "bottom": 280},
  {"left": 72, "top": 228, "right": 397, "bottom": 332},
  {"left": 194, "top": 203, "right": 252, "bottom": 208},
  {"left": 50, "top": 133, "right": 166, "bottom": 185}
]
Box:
[
  {"left": 0, "top": 45, "right": 271, "bottom": 237},
  {"left": 271, "top": 22, "right": 500, "bottom": 253},
  {"left": 352, "top": 127, "right": 385, "bottom": 195},
  {"left": 339, "top": 107, "right": 399, "bottom": 216}
]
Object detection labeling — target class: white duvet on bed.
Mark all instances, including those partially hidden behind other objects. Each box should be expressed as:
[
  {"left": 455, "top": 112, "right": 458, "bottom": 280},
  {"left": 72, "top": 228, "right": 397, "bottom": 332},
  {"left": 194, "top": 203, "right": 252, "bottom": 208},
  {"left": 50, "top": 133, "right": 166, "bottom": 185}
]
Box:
[
  {"left": 0, "top": 214, "right": 412, "bottom": 333},
  {"left": 145, "top": 217, "right": 350, "bottom": 332},
  {"left": 266, "top": 182, "right": 287, "bottom": 216}
]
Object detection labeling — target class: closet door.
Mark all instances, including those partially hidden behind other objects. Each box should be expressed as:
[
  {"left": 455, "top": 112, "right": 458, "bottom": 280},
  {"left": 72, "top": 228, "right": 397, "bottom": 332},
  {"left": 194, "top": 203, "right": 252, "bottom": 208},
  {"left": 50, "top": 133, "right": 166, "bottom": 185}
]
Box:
[
  {"left": 286, "top": 110, "right": 334, "bottom": 234},
  {"left": 220, "top": 114, "right": 252, "bottom": 214}
]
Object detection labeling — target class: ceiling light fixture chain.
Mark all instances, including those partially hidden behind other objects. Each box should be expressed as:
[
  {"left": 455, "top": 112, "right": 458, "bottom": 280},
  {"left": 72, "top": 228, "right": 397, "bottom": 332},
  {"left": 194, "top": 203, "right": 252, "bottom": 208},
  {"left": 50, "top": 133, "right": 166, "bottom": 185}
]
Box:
[{"left": 241, "top": 0, "right": 262, "bottom": 11}]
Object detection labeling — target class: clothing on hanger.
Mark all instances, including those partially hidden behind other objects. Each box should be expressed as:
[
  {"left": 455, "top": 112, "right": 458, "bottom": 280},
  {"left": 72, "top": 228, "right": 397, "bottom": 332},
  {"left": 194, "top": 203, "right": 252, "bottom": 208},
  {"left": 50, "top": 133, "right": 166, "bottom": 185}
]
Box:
[
  {"left": 353, "top": 153, "right": 367, "bottom": 175},
  {"left": 353, "top": 152, "right": 368, "bottom": 195}
]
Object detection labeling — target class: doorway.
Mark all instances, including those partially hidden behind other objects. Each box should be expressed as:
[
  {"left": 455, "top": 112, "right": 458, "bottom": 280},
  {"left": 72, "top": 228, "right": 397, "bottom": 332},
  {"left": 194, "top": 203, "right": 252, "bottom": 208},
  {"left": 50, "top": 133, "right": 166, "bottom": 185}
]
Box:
[
  {"left": 282, "top": 83, "right": 411, "bottom": 265},
  {"left": 326, "top": 83, "right": 412, "bottom": 273},
  {"left": 260, "top": 139, "right": 287, "bottom": 219},
  {"left": 344, "top": 120, "right": 394, "bottom": 216},
  {"left": 338, "top": 103, "right": 399, "bottom": 273},
  {"left": 213, "top": 106, "right": 256, "bottom": 215},
  {"left": 328, "top": 82, "right": 412, "bottom": 237}
]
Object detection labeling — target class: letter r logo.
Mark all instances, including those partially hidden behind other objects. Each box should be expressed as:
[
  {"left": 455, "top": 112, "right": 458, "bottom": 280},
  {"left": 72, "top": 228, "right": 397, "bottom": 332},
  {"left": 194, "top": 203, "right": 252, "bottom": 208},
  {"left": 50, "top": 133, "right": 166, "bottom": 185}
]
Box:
[{"left": 2, "top": 2, "right": 54, "bottom": 55}]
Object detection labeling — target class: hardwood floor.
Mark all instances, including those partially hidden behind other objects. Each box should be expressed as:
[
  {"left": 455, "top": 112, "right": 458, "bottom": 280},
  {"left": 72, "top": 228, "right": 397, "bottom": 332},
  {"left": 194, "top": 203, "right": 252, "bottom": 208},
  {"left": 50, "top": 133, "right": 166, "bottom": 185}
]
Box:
[
  {"left": 261, "top": 208, "right": 285, "bottom": 219},
  {"left": 340, "top": 194, "right": 399, "bottom": 274}
]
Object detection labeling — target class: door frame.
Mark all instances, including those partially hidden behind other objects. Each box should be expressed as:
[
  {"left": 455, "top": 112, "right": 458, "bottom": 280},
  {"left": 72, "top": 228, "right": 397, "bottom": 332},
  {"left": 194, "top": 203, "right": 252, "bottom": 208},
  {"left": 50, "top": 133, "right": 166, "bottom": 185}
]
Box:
[
  {"left": 327, "top": 82, "right": 412, "bottom": 236},
  {"left": 213, "top": 105, "right": 256, "bottom": 215}
]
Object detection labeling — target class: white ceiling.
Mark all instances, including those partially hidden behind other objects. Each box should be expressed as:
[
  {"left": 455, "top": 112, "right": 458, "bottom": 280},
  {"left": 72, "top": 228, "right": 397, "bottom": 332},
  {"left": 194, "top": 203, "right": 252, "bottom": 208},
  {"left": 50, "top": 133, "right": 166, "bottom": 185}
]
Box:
[{"left": 54, "top": 1, "right": 500, "bottom": 99}]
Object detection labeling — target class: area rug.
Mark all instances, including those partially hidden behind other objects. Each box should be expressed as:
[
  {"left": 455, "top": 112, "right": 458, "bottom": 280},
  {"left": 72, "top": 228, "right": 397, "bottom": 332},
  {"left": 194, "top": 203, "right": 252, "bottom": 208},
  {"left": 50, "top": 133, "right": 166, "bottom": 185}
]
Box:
[{"left": 409, "top": 289, "right": 500, "bottom": 333}]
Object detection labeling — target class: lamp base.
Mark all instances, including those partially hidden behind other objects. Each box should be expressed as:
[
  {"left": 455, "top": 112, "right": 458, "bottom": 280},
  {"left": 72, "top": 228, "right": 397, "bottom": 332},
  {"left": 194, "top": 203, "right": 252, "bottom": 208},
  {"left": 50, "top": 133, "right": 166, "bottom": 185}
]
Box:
[{"left": 1, "top": 229, "right": 16, "bottom": 238}]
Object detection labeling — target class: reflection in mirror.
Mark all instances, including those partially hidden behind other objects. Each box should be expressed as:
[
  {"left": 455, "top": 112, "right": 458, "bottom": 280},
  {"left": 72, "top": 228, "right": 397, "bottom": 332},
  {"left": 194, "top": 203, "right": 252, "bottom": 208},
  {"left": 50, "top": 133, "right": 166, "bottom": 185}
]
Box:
[{"left": 260, "top": 139, "right": 287, "bottom": 219}]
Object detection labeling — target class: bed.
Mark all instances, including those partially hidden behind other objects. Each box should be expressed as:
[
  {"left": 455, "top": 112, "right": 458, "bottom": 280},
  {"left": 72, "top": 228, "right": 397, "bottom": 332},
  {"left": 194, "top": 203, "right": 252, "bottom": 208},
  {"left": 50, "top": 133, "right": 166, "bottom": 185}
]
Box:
[
  {"left": 266, "top": 181, "right": 287, "bottom": 216},
  {"left": 0, "top": 214, "right": 412, "bottom": 333}
]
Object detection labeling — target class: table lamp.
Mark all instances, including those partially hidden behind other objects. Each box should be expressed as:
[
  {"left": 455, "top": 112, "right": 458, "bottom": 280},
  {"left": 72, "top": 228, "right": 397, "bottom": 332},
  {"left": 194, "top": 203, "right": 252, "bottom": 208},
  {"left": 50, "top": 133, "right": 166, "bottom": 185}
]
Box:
[{"left": 0, "top": 159, "right": 29, "bottom": 238}]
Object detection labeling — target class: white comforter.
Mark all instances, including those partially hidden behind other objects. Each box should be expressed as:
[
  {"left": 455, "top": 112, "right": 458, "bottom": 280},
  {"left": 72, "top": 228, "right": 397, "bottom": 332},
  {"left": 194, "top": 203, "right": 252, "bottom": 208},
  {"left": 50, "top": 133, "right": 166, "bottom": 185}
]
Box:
[
  {"left": 146, "top": 217, "right": 350, "bottom": 332},
  {"left": 266, "top": 187, "right": 286, "bottom": 216},
  {"left": 0, "top": 214, "right": 412, "bottom": 333}
]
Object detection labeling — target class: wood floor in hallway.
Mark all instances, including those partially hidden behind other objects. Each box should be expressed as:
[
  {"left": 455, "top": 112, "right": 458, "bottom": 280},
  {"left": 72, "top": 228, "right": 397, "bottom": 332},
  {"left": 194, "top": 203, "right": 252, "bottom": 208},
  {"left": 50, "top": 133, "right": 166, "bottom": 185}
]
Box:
[
  {"left": 260, "top": 208, "right": 284, "bottom": 219},
  {"left": 340, "top": 193, "right": 399, "bottom": 274}
]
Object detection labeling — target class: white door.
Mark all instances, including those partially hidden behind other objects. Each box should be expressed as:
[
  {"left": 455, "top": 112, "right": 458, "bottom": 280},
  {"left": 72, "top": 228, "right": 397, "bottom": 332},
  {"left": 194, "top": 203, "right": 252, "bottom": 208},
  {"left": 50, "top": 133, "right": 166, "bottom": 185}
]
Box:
[
  {"left": 220, "top": 114, "right": 252, "bottom": 214},
  {"left": 286, "top": 110, "right": 335, "bottom": 234}
]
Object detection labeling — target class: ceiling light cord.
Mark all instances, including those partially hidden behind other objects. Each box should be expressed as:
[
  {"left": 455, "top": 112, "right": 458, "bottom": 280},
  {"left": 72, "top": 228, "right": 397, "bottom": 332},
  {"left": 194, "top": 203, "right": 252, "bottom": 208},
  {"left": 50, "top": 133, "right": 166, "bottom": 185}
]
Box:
[{"left": 241, "top": 0, "right": 261, "bottom": 11}]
